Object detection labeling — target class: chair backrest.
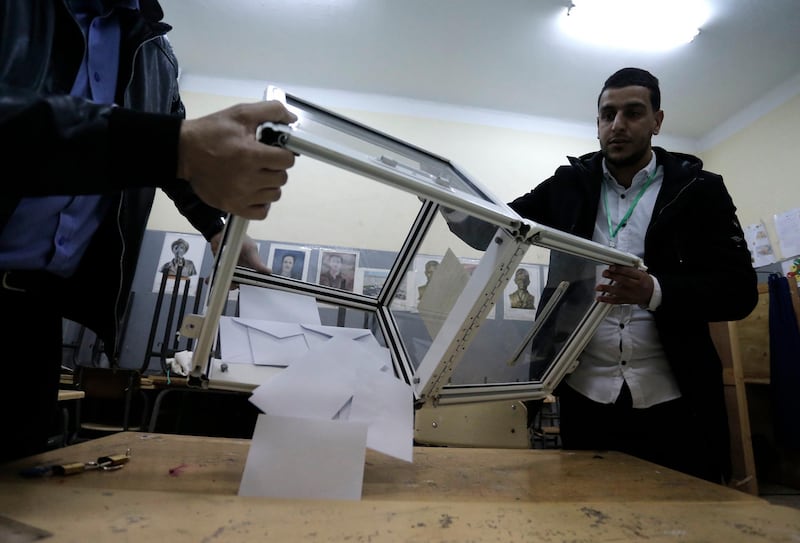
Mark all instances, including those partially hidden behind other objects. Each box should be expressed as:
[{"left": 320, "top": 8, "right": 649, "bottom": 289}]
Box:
[
  {"left": 73, "top": 366, "right": 146, "bottom": 433},
  {"left": 142, "top": 272, "right": 207, "bottom": 374},
  {"left": 76, "top": 367, "right": 141, "bottom": 400}
]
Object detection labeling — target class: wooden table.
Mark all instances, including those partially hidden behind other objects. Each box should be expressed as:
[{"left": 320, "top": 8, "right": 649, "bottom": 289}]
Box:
[
  {"left": 57, "top": 389, "right": 85, "bottom": 402},
  {"left": 1, "top": 432, "right": 798, "bottom": 542}
]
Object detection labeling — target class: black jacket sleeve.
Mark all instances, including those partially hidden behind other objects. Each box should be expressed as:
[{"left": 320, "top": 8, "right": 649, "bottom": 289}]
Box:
[{"left": 0, "top": 84, "right": 182, "bottom": 196}]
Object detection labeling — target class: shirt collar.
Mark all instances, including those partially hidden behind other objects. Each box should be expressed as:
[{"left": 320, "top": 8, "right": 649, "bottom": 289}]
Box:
[{"left": 602, "top": 151, "right": 658, "bottom": 190}]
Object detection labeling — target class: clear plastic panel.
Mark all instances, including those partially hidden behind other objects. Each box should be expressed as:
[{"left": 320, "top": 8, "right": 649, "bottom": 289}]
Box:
[
  {"left": 389, "top": 211, "right": 602, "bottom": 388},
  {"left": 285, "top": 95, "right": 494, "bottom": 203},
  {"left": 450, "top": 250, "right": 599, "bottom": 387},
  {"left": 211, "top": 287, "right": 389, "bottom": 374},
  {"left": 248, "top": 118, "right": 427, "bottom": 298},
  {"left": 199, "top": 91, "right": 638, "bottom": 399},
  {"left": 388, "top": 211, "right": 496, "bottom": 369}
]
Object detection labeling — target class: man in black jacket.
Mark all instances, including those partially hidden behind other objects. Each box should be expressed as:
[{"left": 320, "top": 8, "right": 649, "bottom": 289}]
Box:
[
  {"left": 0, "top": 1, "right": 296, "bottom": 461},
  {"left": 452, "top": 68, "right": 757, "bottom": 483}
]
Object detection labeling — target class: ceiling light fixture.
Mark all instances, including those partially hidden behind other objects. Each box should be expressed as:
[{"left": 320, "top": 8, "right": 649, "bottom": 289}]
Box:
[{"left": 559, "top": 0, "right": 711, "bottom": 52}]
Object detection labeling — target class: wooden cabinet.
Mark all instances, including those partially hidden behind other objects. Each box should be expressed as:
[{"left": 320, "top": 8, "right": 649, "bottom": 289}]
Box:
[{"left": 710, "top": 279, "right": 800, "bottom": 495}]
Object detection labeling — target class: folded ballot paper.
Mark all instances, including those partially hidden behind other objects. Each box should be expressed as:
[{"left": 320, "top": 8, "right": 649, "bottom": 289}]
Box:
[
  {"left": 226, "top": 323, "right": 413, "bottom": 460},
  {"left": 222, "top": 286, "right": 414, "bottom": 500},
  {"left": 239, "top": 335, "right": 414, "bottom": 501},
  {"left": 239, "top": 335, "right": 414, "bottom": 500},
  {"left": 218, "top": 316, "right": 390, "bottom": 368},
  {"left": 248, "top": 335, "right": 413, "bottom": 461}
]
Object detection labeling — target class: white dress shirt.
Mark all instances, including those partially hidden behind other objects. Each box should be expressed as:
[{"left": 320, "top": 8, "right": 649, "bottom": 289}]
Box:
[{"left": 565, "top": 152, "right": 681, "bottom": 408}]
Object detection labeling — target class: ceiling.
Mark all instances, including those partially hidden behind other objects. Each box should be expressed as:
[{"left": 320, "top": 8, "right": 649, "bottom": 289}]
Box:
[{"left": 159, "top": 0, "right": 800, "bottom": 144}]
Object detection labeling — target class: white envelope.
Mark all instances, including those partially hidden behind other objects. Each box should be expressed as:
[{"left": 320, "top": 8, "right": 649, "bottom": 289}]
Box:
[
  {"left": 248, "top": 337, "right": 361, "bottom": 420},
  {"left": 239, "top": 413, "right": 368, "bottom": 501},
  {"left": 299, "top": 323, "right": 389, "bottom": 369},
  {"left": 218, "top": 316, "right": 386, "bottom": 368},
  {"left": 219, "top": 317, "right": 307, "bottom": 365},
  {"left": 248, "top": 336, "right": 413, "bottom": 462},
  {"left": 350, "top": 368, "right": 413, "bottom": 462},
  {"left": 238, "top": 284, "right": 322, "bottom": 325}
]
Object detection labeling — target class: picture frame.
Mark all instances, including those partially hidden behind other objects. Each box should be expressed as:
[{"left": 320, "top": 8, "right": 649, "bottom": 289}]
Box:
[
  {"left": 353, "top": 267, "right": 389, "bottom": 298},
  {"left": 152, "top": 232, "right": 207, "bottom": 297},
  {"left": 412, "top": 254, "right": 443, "bottom": 309},
  {"left": 503, "top": 263, "right": 542, "bottom": 321},
  {"left": 267, "top": 243, "right": 311, "bottom": 282},
  {"left": 316, "top": 249, "right": 359, "bottom": 292}
]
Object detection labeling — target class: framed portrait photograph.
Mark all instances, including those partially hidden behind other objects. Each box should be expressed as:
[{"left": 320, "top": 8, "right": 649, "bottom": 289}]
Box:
[
  {"left": 268, "top": 243, "right": 311, "bottom": 282},
  {"left": 410, "top": 253, "right": 494, "bottom": 317},
  {"left": 316, "top": 249, "right": 359, "bottom": 292},
  {"left": 503, "top": 263, "right": 542, "bottom": 321},
  {"left": 412, "top": 254, "right": 443, "bottom": 308},
  {"left": 152, "top": 232, "right": 207, "bottom": 297}
]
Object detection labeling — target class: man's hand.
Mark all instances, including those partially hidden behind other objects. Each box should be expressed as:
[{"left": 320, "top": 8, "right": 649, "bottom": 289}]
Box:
[
  {"left": 595, "top": 265, "right": 654, "bottom": 306},
  {"left": 177, "top": 101, "right": 297, "bottom": 220},
  {"left": 209, "top": 232, "right": 271, "bottom": 289},
  {"left": 209, "top": 232, "right": 270, "bottom": 273}
]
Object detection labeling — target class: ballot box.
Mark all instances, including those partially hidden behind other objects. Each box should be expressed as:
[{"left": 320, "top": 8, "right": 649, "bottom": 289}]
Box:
[{"left": 180, "top": 89, "right": 643, "bottom": 408}]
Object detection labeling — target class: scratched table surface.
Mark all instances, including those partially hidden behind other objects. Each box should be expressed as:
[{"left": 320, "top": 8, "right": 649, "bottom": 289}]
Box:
[{"left": 1, "top": 432, "right": 798, "bottom": 542}]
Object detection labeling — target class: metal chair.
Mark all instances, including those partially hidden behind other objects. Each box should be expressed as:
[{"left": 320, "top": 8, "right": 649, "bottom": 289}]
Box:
[
  {"left": 530, "top": 394, "right": 561, "bottom": 449},
  {"left": 72, "top": 366, "right": 149, "bottom": 440},
  {"left": 141, "top": 271, "right": 205, "bottom": 374}
]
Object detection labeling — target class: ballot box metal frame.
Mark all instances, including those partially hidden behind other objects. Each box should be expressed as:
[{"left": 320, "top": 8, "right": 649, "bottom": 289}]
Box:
[{"left": 180, "top": 91, "right": 643, "bottom": 407}]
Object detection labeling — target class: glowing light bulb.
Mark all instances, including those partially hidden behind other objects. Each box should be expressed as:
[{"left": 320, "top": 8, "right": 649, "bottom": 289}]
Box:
[{"left": 559, "top": 0, "right": 710, "bottom": 52}]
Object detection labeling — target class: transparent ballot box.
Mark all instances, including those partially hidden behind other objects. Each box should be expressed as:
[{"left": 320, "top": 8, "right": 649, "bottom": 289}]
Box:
[{"left": 180, "top": 91, "right": 643, "bottom": 407}]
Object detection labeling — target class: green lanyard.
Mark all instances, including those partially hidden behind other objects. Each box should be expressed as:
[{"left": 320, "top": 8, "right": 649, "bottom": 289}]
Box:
[{"left": 602, "top": 168, "right": 657, "bottom": 248}]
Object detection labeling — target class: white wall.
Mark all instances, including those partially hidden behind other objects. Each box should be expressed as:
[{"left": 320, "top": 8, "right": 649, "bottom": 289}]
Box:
[
  {"left": 147, "top": 82, "right": 800, "bottom": 262},
  {"left": 701, "top": 93, "right": 800, "bottom": 260},
  {"left": 148, "top": 89, "right": 602, "bottom": 261}
]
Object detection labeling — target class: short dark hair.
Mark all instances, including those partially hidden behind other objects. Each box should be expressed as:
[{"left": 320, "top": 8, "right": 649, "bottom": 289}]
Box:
[
  {"left": 598, "top": 67, "right": 661, "bottom": 111},
  {"left": 171, "top": 238, "right": 189, "bottom": 251}
]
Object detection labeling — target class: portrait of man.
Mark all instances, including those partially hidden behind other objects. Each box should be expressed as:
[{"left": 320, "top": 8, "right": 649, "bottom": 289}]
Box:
[
  {"left": 417, "top": 259, "right": 439, "bottom": 302},
  {"left": 503, "top": 264, "right": 542, "bottom": 321},
  {"left": 508, "top": 268, "right": 536, "bottom": 309},
  {"left": 317, "top": 250, "right": 358, "bottom": 292},
  {"left": 161, "top": 238, "right": 197, "bottom": 278},
  {"left": 268, "top": 244, "right": 309, "bottom": 281},
  {"left": 152, "top": 232, "right": 207, "bottom": 297}
]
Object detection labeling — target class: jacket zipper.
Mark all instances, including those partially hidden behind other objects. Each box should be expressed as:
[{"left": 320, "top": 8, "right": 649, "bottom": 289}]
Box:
[
  {"left": 647, "top": 176, "right": 699, "bottom": 265},
  {"left": 110, "top": 30, "right": 165, "bottom": 361}
]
